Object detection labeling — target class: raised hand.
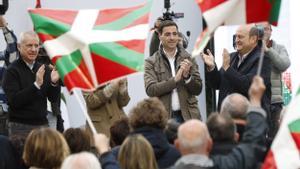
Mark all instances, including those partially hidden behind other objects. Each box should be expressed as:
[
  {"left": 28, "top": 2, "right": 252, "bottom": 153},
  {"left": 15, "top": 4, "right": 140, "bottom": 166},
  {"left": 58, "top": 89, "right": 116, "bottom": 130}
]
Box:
[
  {"left": 118, "top": 78, "right": 128, "bottom": 93},
  {"left": 249, "top": 76, "right": 266, "bottom": 107},
  {"left": 201, "top": 49, "right": 215, "bottom": 71},
  {"left": 35, "top": 64, "right": 45, "bottom": 87},
  {"left": 222, "top": 48, "right": 230, "bottom": 70},
  {"left": 94, "top": 133, "right": 111, "bottom": 155},
  {"left": 51, "top": 67, "right": 60, "bottom": 84}
]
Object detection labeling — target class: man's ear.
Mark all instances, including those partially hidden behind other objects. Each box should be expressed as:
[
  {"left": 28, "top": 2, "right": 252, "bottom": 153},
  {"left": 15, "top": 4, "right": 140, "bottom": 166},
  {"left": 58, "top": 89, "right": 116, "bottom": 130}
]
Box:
[
  {"left": 17, "top": 43, "right": 21, "bottom": 51},
  {"left": 174, "top": 138, "right": 180, "bottom": 150},
  {"left": 234, "top": 132, "right": 240, "bottom": 142},
  {"left": 158, "top": 33, "right": 163, "bottom": 41},
  {"left": 206, "top": 138, "right": 213, "bottom": 155}
]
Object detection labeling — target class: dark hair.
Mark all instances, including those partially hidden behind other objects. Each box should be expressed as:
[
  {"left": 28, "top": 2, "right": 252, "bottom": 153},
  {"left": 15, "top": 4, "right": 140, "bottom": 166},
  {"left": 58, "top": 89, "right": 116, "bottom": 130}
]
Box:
[
  {"left": 110, "top": 117, "right": 130, "bottom": 147},
  {"left": 164, "top": 119, "right": 180, "bottom": 144},
  {"left": 129, "top": 97, "right": 168, "bottom": 129},
  {"left": 63, "top": 128, "right": 92, "bottom": 154},
  {"left": 158, "top": 20, "right": 178, "bottom": 34},
  {"left": 206, "top": 113, "right": 236, "bottom": 142}
]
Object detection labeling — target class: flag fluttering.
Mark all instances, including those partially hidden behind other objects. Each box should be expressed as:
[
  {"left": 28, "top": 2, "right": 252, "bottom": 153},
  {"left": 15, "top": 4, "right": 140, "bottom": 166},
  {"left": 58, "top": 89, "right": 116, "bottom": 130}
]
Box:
[
  {"left": 29, "top": 1, "right": 152, "bottom": 92},
  {"left": 262, "top": 87, "right": 300, "bottom": 169},
  {"left": 193, "top": 0, "right": 282, "bottom": 56}
]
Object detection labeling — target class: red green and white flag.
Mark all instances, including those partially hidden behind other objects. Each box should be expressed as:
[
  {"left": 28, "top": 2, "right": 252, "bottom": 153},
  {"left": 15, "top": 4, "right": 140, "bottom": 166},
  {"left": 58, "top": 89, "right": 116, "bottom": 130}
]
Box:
[
  {"left": 29, "top": 1, "right": 152, "bottom": 91},
  {"left": 193, "top": 0, "right": 281, "bottom": 56},
  {"left": 262, "top": 87, "right": 300, "bottom": 169}
]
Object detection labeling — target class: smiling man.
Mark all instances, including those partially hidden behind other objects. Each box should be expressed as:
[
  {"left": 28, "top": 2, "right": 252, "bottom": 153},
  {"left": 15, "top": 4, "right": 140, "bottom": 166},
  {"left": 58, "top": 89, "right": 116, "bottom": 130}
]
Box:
[
  {"left": 144, "top": 20, "right": 202, "bottom": 123},
  {"left": 2, "top": 31, "right": 61, "bottom": 136},
  {"left": 202, "top": 25, "right": 271, "bottom": 114}
]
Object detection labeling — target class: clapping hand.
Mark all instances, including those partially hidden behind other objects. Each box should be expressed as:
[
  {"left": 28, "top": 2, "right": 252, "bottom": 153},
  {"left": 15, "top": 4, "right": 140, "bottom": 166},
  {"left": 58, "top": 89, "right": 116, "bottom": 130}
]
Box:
[{"left": 201, "top": 49, "right": 215, "bottom": 71}]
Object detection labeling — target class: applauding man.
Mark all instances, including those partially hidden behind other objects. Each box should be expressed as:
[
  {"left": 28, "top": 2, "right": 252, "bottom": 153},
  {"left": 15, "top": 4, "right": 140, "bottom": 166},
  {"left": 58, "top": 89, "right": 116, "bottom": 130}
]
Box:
[{"left": 3, "top": 31, "right": 60, "bottom": 136}]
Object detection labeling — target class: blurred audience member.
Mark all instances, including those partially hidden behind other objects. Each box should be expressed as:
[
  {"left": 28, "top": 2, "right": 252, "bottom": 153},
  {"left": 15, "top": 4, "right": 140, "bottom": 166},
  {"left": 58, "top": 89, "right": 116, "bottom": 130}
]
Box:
[
  {"left": 170, "top": 76, "right": 268, "bottom": 169},
  {"left": 23, "top": 128, "right": 70, "bottom": 169},
  {"left": 61, "top": 152, "right": 101, "bottom": 169},
  {"left": 125, "top": 97, "right": 180, "bottom": 168},
  {"left": 63, "top": 127, "right": 92, "bottom": 154},
  {"left": 220, "top": 93, "right": 249, "bottom": 140},
  {"left": 164, "top": 119, "right": 180, "bottom": 144},
  {"left": 110, "top": 117, "right": 130, "bottom": 147},
  {"left": 118, "top": 134, "right": 158, "bottom": 169},
  {"left": 206, "top": 113, "right": 238, "bottom": 155}
]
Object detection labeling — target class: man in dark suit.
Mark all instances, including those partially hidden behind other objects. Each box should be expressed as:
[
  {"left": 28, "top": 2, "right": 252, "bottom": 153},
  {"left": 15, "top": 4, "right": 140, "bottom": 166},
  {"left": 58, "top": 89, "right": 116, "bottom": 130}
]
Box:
[{"left": 202, "top": 25, "right": 271, "bottom": 113}]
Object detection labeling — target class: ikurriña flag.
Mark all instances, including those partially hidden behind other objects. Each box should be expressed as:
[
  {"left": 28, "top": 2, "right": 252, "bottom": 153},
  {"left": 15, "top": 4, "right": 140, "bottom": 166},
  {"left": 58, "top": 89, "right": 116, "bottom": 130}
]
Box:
[
  {"left": 262, "top": 87, "right": 300, "bottom": 169},
  {"left": 29, "top": 1, "right": 152, "bottom": 91},
  {"left": 193, "top": 0, "right": 281, "bottom": 56}
]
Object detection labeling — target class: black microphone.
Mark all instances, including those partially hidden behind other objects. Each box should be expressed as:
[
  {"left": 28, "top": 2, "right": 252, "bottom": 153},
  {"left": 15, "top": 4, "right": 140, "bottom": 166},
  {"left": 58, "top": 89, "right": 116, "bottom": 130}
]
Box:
[
  {"left": 186, "top": 31, "right": 191, "bottom": 37},
  {"left": 0, "top": 0, "right": 9, "bottom": 15}
]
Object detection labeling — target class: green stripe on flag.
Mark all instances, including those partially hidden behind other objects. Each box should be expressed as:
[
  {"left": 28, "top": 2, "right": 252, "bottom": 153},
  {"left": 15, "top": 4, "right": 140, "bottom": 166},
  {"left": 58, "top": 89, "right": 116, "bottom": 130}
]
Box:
[
  {"left": 289, "top": 119, "right": 300, "bottom": 133},
  {"left": 93, "top": 2, "right": 151, "bottom": 30},
  {"left": 297, "top": 87, "right": 300, "bottom": 96},
  {"left": 56, "top": 50, "right": 83, "bottom": 78},
  {"left": 30, "top": 13, "right": 71, "bottom": 37},
  {"left": 90, "top": 42, "right": 144, "bottom": 71},
  {"left": 269, "top": 0, "right": 281, "bottom": 23}
]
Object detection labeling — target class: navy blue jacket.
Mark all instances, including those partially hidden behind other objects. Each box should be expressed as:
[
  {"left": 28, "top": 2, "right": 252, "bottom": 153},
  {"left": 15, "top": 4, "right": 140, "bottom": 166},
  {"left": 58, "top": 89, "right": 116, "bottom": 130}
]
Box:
[{"left": 206, "top": 45, "right": 271, "bottom": 113}]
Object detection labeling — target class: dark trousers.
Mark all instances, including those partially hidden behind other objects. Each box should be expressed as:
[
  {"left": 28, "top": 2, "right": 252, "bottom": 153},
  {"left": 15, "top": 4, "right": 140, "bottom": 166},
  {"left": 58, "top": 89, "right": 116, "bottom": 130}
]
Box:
[
  {"left": 8, "top": 122, "right": 48, "bottom": 137},
  {"left": 268, "top": 103, "right": 283, "bottom": 139}
]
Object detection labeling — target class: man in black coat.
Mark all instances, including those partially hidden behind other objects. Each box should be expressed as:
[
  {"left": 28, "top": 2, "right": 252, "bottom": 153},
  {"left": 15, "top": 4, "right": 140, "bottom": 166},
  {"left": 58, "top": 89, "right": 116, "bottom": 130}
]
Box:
[
  {"left": 2, "top": 31, "right": 60, "bottom": 136},
  {"left": 202, "top": 25, "right": 271, "bottom": 114}
]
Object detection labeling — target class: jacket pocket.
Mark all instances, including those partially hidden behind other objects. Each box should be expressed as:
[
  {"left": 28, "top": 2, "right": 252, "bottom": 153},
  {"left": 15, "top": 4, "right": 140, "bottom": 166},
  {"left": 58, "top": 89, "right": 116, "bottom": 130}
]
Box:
[{"left": 187, "top": 97, "right": 201, "bottom": 119}]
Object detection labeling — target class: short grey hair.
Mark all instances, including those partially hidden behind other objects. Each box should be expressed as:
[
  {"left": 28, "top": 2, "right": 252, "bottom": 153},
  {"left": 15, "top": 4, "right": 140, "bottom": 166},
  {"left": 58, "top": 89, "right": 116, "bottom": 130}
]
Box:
[
  {"left": 220, "top": 93, "right": 249, "bottom": 119},
  {"left": 177, "top": 120, "right": 210, "bottom": 153},
  {"left": 19, "top": 31, "right": 39, "bottom": 44},
  {"left": 61, "top": 152, "right": 101, "bottom": 169}
]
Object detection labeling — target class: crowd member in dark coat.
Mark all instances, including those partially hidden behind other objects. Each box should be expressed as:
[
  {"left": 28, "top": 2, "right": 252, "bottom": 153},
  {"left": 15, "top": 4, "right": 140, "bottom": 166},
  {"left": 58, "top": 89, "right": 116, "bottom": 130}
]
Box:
[
  {"left": 112, "top": 97, "right": 181, "bottom": 168},
  {"left": 202, "top": 25, "right": 271, "bottom": 114},
  {"left": 169, "top": 76, "right": 268, "bottom": 169},
  {"left": 94, "top": 133, "right": 120, "bottom": 169},
  {"left": 0, "top": 135, "right": 19, "bottom": 169},
  {"left": 2, "top": 31, "right": 60, "bottom": 136},
  {"left": 206, "top": 113, "right": 238, "bottom": 155},
  {"left": 220, "top": 93, "right": 249, "bottom": 141}
]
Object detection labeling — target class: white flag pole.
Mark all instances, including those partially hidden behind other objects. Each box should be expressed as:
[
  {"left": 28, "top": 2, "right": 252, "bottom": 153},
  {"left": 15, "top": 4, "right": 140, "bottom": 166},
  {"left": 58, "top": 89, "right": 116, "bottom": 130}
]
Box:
[{"left": 73, "top": 90, "right": 97, "bottom": 134}]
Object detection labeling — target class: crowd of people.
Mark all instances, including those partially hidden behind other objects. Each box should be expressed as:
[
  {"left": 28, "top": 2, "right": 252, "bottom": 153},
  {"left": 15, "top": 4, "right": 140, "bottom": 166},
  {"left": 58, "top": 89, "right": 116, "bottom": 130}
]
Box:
[{"left": 0, "top": 11, "right": 291, "bottom": 169}]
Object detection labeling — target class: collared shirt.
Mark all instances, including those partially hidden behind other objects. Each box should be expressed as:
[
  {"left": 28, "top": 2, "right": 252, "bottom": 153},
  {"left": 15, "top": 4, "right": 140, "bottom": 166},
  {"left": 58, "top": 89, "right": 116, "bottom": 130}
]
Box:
[
  {"left": 238, "top": 50, "right": 251, "bottom": 67},
  {"left": 163, "top": 48, "right": 181, "bottom": 111}
]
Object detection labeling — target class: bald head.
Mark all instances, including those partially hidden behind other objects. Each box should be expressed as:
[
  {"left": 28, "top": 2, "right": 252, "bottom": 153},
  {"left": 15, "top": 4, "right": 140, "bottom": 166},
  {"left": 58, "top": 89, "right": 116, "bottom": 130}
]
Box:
[
  {"left": 235, "top": 24, "right": 258, "bottom": 55},
  {"left": 61, "top": 152, "right": 101, "bottom": 169},
  {"left": 221, "top": 93, "right": 249, "bottom": 120},
  {"left": 176, "top": 119, "right": 211, "bottom": 155}
]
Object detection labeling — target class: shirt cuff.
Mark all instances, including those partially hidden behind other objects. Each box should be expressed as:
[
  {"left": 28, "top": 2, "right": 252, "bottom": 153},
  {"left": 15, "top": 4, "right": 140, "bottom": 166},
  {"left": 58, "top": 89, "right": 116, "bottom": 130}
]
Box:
[
  {"left": 34, "top": 82, "right": 41, "bottom": 90},
  {"left": 184, "top": 76, "right": 192, "bottom": 84}
]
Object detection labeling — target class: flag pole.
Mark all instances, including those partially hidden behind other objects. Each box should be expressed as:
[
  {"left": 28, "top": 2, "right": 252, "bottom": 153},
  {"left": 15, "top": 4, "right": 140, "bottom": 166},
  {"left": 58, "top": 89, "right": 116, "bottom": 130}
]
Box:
[
  {"left": 256, "top": 43, "right": 264, "bottom": 76},
  {"left": 73, "top": 90, "right": 97, "bottom": 134}
]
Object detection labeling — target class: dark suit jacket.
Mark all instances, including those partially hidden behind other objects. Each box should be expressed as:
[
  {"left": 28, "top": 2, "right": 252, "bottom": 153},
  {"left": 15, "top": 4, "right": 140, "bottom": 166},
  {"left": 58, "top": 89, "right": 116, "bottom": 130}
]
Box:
[{"left": 206, "top": 45, "right": 271, "bottom": 113}]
